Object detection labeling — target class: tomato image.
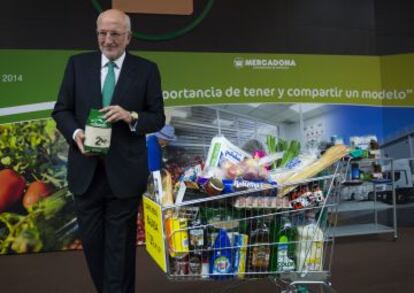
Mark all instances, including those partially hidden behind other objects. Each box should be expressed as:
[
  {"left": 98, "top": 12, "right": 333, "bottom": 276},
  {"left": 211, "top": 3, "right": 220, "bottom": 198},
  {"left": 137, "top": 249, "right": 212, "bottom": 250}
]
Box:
[
  {"left": 0, "top": 169, "right": 26, "bottom": 213},
  {"left": 23, "top": 181, "right": 53, "bottom": 209}
]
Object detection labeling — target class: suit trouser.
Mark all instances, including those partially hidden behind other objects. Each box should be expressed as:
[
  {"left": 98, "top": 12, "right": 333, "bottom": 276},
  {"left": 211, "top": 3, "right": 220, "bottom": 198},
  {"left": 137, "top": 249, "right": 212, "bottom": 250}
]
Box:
[{"left": 74, "top": 162, "right": 140, "bottom": 293}]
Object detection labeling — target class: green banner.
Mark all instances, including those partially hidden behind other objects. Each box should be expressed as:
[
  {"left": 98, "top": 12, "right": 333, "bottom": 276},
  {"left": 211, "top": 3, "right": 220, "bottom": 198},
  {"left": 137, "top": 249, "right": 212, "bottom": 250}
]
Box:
[
  {"left": 1, "top": 50, "right": 414, "bottom": 124},
  {"left": 1, "top": 49, "right": 414, "bottom": 255},
  {"left": 380, "top": 53, "right": 414, "bottom": 106}
]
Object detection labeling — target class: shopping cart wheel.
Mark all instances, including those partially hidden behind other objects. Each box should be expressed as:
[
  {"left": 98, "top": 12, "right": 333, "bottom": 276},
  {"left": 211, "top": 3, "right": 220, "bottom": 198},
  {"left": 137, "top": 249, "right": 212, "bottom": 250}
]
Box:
[{"left": 281, "top": 284, "right": 309, "bottom": 293}]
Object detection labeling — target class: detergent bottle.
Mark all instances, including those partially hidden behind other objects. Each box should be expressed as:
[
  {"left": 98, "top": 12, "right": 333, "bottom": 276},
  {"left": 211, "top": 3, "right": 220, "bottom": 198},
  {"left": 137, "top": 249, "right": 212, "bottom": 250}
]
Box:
[
  {"left": 210, "top": 228, "right": 233, "bottom": 279},
  {"left": 296, "top": 214, "right": 324, "bottom": 272}
]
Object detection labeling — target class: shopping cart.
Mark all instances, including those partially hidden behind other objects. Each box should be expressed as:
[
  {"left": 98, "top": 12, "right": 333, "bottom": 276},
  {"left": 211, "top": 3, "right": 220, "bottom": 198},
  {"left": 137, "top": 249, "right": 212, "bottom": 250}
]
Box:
[{"left": 143, "top": 162, "right": 344, "bottom": 293}]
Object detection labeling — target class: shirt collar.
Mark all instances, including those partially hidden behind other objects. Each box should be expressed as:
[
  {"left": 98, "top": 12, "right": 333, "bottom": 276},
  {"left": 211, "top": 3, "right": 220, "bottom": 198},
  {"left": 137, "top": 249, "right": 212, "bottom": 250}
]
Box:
[{"left": 101, "top": 52, "right": 126, "bottom": 69}]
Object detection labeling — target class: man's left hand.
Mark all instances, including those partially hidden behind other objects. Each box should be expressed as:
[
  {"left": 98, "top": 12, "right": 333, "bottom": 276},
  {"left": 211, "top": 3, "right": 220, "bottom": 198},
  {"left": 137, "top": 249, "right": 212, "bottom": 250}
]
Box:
[{"left": 100, "top": 105, "right": 132, "bottom": 124}]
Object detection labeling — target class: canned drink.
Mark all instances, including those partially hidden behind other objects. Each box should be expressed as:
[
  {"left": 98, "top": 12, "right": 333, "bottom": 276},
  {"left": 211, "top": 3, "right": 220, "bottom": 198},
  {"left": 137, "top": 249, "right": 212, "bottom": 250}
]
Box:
[
  {"left": 189, "top": 228, "right": 204, "bottom": 248},
  {"left": 170, "top": 255, "right": 189, "bottom": 276},
  {"left": 189, "top": 253, "right": 202, "bottom": 275},
  {"left": 176, "top": 255, "right": 190, "bottom": 275}
]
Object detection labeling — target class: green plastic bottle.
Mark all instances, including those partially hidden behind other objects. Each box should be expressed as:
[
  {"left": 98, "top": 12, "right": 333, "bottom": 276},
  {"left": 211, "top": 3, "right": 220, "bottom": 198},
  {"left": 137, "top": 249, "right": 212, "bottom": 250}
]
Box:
[
  {"left": 274, "top": 216, "right": 296, "bottom": 272},
  {"left": 269, "top": 217, "right": 280, "bottom": 273}
]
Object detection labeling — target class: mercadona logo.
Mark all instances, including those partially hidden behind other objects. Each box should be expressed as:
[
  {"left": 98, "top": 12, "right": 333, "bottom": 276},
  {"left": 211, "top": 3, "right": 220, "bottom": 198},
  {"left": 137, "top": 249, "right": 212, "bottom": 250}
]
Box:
[{"left": 233, "top": 57, "right": 297, "bottom": 70}]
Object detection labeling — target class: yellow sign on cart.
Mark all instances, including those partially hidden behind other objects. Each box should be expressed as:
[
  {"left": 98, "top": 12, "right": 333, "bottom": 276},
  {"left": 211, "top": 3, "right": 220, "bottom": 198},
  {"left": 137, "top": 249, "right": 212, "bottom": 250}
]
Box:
[{"left": 143, "top": 197, "right": 167, "bottom": 272}]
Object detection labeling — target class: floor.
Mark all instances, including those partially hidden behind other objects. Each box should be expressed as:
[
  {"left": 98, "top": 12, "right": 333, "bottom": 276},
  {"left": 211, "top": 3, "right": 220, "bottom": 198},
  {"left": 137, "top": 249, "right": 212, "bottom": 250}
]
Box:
[{"left": 0, "top": 225, "right": 413, "bottom": 293}]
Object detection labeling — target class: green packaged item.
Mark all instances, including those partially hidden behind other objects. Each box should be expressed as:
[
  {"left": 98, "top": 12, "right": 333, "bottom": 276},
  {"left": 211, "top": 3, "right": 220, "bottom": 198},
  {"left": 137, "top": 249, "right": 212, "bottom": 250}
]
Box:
[
  {"left": 84, "top": 109, "right": 112, "bottom": 154},
  {"left": 349, "top": 148, "right": 364, "bottom": 159}
]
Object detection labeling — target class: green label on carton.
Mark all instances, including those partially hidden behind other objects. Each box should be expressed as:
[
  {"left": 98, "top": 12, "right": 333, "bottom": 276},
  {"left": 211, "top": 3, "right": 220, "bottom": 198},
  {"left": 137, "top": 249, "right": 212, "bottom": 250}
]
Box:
[{"left": 84, "top": 109, "right": 112, "bottom": 154}]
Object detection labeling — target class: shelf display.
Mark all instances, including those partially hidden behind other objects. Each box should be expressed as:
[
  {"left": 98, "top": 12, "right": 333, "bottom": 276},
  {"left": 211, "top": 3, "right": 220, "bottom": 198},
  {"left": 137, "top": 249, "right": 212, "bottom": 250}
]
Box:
[{"left": 332, "top": 158, "right": 398, "bottom": 239}]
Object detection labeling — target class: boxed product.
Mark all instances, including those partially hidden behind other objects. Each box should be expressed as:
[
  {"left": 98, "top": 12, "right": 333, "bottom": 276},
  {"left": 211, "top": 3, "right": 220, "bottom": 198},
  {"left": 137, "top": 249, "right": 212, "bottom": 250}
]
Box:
[{"left": 84, "top": 109, "right": 112, "bottom": 154}]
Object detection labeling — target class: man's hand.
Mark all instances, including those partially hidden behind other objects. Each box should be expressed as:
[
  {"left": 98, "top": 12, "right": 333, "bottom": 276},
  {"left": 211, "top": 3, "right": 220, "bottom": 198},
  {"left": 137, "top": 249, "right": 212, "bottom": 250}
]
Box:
[
  {"left": 100, "top": 105, "right": 132, "bottom": 124},
  {"left": 75, "top": 130, "right": 96, "bottom": 156},
  {"left": 75, "top": 130, "right": 86, "bottom": 154}
]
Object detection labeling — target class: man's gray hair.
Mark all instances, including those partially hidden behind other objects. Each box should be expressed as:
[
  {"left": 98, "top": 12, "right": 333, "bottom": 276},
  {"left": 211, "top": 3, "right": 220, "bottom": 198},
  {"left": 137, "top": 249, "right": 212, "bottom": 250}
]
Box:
[
  {"left": 97, "top": 10, "right": 131, "bottom": 32},
  {"left": 124, "top": 14, "right": 131, "bottom": 32}
]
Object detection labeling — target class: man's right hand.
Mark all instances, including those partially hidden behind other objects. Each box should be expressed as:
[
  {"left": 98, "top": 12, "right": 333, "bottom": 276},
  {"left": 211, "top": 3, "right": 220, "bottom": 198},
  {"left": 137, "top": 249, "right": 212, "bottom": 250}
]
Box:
[{"left": 75, "top": 130, "right": 86, "bottom": 154}]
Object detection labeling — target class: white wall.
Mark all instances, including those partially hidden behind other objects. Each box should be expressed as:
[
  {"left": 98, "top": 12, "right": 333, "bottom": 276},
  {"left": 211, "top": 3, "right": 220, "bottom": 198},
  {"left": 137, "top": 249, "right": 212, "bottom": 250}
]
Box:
[
  {"left": 279, "top": 114, "right": 330, "bottom": 148},
  {"left": 382, "top": 136, "right": 414, "bottom": 159}
]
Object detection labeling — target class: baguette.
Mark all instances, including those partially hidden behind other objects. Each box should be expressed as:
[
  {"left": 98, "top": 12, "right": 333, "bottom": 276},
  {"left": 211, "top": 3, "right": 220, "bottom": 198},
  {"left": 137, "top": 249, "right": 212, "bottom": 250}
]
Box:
[
  {"left": 277, "top": 144, "right": 348, "bottom": 197},
  {"left": 161, "top": 169, "right": 174, "bottom": 206}
]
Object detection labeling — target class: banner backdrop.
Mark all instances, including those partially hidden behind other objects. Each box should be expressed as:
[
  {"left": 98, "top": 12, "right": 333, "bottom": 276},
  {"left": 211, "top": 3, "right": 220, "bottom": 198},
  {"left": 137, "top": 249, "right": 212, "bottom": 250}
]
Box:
[
  {"left": 1, "top": 50, "right": 414, "bottom": 254},
  {"left": 1, "top": 50, "right": 414, "bottom": 124}
]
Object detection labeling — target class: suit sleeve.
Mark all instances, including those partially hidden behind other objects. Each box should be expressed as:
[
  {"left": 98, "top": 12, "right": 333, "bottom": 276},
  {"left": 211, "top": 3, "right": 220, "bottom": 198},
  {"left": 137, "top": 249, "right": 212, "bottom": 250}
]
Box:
[
  {"left": 135, "top": 63, "right": 165, "bottom": 134},
  {"left": 51, "top": 56, "right": 81, "bottom": 145}
]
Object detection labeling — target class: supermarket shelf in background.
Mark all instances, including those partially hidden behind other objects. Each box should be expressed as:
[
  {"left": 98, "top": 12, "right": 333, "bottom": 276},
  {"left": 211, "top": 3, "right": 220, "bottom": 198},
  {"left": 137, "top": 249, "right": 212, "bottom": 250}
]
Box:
[
  {"left": 337, "top": 201, "right": 393, "bottom": 213},
  {"left": 330, "top": 223, "right": 395, "bottom": 238}
]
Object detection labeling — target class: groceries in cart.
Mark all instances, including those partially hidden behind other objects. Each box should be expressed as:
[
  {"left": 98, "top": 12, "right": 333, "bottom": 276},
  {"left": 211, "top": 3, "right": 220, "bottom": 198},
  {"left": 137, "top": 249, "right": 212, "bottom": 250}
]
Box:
[
  {"left": 147, "top": 135, "right": 347, "bottom": 211},
  {"left": 162, "top": 203, "right": 329, "bottom": 279},
  {"left": 144, "top": 134, "right": 348, "bottom": 292}
]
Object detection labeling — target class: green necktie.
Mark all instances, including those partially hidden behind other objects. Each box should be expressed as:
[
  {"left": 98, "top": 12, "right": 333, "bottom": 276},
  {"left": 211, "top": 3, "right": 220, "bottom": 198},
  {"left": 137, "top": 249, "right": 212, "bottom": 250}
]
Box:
[{"left": 102, "top": 61, "right": 116, "bottom": 107}]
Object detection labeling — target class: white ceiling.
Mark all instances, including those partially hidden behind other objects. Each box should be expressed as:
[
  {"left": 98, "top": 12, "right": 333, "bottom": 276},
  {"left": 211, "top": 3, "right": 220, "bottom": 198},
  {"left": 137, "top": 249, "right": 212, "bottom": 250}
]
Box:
[{"left": 168, "top": 103, "right": 331, "bottom": 126}]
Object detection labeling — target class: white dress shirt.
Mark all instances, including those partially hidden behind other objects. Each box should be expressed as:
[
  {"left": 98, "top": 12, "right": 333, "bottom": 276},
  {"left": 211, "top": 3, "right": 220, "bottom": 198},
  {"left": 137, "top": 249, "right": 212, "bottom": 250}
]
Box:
[
  {"left": 100, "top": 52, "right": 126, "bottom": 90},
  {"left": 73, "top": 52, "right": 133, "bottom": 141}
]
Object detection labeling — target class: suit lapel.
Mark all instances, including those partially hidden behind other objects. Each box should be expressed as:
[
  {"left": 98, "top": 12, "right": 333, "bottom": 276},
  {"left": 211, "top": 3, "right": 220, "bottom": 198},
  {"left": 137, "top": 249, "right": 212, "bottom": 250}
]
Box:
[
  {"left": 111, "top": 53, "right": 137, "bottom": 106},
  {"left": 88, "top": 53, "right": 103, "bottom": 109}
]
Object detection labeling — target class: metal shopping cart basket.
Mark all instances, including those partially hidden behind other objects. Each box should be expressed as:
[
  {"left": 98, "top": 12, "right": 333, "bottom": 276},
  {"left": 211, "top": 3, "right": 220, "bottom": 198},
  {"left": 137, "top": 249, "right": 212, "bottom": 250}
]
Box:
[{"left": 143, "top": 161, "right": 344, "bottom": 293}]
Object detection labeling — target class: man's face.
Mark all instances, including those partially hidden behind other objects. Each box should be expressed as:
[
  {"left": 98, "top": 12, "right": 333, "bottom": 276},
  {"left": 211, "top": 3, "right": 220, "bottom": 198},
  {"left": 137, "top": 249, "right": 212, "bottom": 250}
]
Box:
[{"left": 97, "top": 12, "right": 131, "bottom": 60}]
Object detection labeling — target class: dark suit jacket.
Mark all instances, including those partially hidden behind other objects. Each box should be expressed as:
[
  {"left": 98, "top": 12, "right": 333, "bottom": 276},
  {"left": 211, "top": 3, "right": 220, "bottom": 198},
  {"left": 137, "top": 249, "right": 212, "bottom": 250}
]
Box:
[{"left": 52, "top": 51, "right": 165, "bottom": 198}]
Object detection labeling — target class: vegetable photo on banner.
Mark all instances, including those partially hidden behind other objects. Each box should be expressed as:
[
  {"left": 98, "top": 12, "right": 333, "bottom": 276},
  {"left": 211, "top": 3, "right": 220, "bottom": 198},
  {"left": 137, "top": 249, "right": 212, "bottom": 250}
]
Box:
[{"left": 0, "top": 119, "right": 76, "bottom": 254}]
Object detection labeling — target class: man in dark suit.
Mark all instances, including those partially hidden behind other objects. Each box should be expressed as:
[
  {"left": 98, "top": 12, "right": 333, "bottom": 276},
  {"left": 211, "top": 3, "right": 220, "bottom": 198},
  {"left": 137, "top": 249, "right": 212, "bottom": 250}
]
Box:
[{"left": 52, "top": 9, "right": 165, "bottom": 293}]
